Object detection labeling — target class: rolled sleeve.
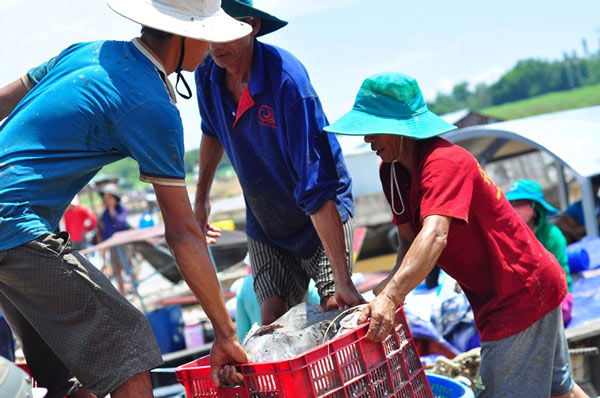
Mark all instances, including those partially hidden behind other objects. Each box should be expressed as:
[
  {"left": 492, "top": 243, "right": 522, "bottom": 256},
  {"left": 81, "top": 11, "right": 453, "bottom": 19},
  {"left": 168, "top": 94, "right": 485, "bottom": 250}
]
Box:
[
  {"left": 200, "top": 119, "right": 217, "bottom": 138},
  {"left": 284, "top": 97, "right": 340, "bottom": 215},
  {"left": 26, "top": 55, "right": 59, "bottom": 88}
]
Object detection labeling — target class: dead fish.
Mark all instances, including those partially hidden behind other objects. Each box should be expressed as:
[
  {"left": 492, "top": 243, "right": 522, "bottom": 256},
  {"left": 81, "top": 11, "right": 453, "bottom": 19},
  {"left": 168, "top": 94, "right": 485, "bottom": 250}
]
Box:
[
  {"left": 270, "top": 302, "right": 343, "bottom": 331},
  {"left": 242, "top": 303, "right": 362, "bottom": 363},
  {"left": 243, "top": 320, "right": 336, "bottom": 362}
]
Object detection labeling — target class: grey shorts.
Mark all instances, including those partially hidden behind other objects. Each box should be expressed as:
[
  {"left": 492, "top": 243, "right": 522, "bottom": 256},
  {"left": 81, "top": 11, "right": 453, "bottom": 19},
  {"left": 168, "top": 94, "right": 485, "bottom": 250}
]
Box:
[
  {"left": 476, "top": 306, "right": 574, "bottom": 397},
  {"left": 248, "top": 218, "right": 354, "bottom": 307},
  {"left": 0, "top": 233, "right": 162, "bottom": 398}
]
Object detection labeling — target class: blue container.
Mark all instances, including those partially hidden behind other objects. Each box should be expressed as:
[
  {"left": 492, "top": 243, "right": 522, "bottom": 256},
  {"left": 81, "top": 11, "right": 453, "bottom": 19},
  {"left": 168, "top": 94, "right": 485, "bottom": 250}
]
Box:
[
  {"left": 567, "top": 236, "right": 600, "bottom": 273},
  {"left": 427, "top": 373, "right": 474, "bottom": 398},
  {"left": 138, "top": 212, "right": 155, "bottom": 228},
  {"left": 567, "top": 244, "right": 590, "bottom": 273},
  {"left": 146, "top": 306, "right": 186, "bottom": 354}
]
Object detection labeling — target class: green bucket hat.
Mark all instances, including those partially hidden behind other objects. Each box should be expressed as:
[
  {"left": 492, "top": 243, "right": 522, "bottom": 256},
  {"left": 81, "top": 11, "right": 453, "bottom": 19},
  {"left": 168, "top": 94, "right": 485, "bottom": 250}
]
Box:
[
  {"left": 505, "top": 179, "right": 558, "bottom": 216},
  {"left": 221, "top": 0, "right": 288, "bottom": 37},
  {"left": 324, "top": 72, "right": 457, "bottom": 138}
]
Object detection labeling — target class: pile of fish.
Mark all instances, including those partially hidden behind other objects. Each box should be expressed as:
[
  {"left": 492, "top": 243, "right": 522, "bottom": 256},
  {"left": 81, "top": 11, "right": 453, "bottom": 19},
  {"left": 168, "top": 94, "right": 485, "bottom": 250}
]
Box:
[{"left": 242, "top": 303, "right": 363, "bottom": 363}]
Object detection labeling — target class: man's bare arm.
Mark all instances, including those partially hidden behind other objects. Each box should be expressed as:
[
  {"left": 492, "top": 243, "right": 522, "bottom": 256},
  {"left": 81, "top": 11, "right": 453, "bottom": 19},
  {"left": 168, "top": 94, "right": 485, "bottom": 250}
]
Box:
[
  {"left": 194, "top": 134, "right": 225, "bottom": 243},
  {"left": 310, "top": 200, "right": 364, "bottom": 308},
  {"left": 154, "top": 184, "right": 246, "bottom": 386},
  {"left": 0, "top": 78, "right": 29, "bottom": 121},
  {"left": 360, "top": 215, "right": 451, "bottom": 342}
]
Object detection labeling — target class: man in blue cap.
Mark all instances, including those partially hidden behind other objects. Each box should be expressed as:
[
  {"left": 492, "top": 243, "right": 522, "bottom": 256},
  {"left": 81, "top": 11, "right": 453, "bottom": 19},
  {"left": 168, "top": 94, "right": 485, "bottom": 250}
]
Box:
[
  {"left": 194, "top": 0, "right": 364, "bottom": 327},
  {"left": 0, "top": 1, "right": 251, "bottom": 396},
  {"left": 555, "top": 175, "right": 600, "bottom": 243},
  {"left": 325, "top": 72, "right": 588, "bottom": 398},
  {"left": 506, "top": 179, "right": 573, "bottom": 325}
]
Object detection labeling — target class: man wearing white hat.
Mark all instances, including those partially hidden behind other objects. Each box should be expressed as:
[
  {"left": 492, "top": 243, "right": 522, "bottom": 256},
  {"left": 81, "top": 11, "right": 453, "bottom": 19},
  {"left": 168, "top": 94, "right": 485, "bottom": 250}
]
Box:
[{"left": 0, "top": 1, "right": 251, "bottom": 397}]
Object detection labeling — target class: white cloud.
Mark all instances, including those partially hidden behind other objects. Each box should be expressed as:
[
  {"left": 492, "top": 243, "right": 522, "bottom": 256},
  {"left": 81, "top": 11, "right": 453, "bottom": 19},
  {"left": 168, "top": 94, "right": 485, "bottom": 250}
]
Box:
[
  {"left": 421, "top": 65, "right": 507, "bottom": 100},
  {"left": 366, "top": 50, "right": 438, "bottom": 73},
  {"left": 254, "top": 0, "right": 365, "bottom": 19},
  {"left": 419, "top": 75, "right": 457, "bottom": 100},
  {"left": 470, "top": 66, "right": 505, "bottom": 87},
  {"left": 0, "top": 0, "right": 33, "bottom": 12}
]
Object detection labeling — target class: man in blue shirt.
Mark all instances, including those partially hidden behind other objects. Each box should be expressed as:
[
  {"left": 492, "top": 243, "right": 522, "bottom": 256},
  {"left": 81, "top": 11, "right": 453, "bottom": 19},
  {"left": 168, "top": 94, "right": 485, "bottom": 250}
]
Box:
[
  {"left": 0, "top": 1, "right": 251, "bottom": 396},
  {"left": 556, "top": 175, "right": 600, "bottom": 243},
  {"left": 194, "top": 0, "right": 364, "bottom": 329}
]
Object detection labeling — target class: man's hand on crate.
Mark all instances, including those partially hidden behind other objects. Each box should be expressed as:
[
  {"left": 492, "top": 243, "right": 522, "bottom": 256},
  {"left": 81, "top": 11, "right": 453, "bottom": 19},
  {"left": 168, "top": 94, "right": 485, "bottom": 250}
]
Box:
[
  {"left": 210, "top": 335, "right": 247, "bottom": 387},
  {"left": 333, "top": 281, "right": 366, "bottom": 310},
  {"left": 357, "top": 293, "right": 396, "bottom": 343}
]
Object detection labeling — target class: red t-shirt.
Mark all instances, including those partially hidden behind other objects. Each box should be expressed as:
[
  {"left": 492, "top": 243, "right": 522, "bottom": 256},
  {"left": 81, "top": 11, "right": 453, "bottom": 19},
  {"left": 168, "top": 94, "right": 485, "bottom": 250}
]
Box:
[
  {"left": 64, "top": 205, "right": 97, "bottom": 242},
  {"left": 380, "top": 137, "right": 567, "bottom": 341}
]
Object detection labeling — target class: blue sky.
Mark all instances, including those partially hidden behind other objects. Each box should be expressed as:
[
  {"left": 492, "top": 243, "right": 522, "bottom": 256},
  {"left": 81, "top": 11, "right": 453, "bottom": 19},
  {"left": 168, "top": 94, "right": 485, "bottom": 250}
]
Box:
[{"left": 1, "top": 0, "right": 599, "bottom": 151}]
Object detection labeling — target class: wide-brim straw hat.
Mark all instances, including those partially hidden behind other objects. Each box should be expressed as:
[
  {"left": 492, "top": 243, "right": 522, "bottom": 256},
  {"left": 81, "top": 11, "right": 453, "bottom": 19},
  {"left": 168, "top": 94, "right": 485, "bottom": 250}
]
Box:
[
  {"left": 221, "top": 0, "right": 287, "bottom": 37},
  {"left": 107, "top": 0, "right": 252, "bottom": 43},
  {"left": 324, "top": 72, "right": 457, "bottom": 139}
]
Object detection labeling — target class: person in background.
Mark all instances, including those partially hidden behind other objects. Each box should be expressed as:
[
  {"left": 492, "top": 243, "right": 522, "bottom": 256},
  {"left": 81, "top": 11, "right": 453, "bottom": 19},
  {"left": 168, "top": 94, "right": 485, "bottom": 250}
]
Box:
[
  {"left": 555, "top": 175, "right": 600, "bottom": 243},
  {"left": 506, "top": 179, "right": 573, "bottom": 325},
  {"left": 194, "top": 0, "right": 363, "bottom": 328},
  {"left": 100, "top": 184, "right": 129, "bottom": 241},
  {"left": 324, "top": 72, "right": 588, "bottom": 398},
  {"left": 235, "top": 255, "right": 320, "bottom": 342},
  {"left": 98, "top": 184, "right": 131, "bottom": 296},
  {"left": 0, "top": 0, "right": 252, "bottom": 395},
  {"left": 63, "top": 195, "right": 97, "bottom": 251}
]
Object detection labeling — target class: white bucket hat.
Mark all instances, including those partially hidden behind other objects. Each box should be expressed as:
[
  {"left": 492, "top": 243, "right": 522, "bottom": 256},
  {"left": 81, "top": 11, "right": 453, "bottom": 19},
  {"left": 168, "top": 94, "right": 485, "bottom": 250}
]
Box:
[{"left": 107, "top": 0, "right": 252, "bottom": 43}]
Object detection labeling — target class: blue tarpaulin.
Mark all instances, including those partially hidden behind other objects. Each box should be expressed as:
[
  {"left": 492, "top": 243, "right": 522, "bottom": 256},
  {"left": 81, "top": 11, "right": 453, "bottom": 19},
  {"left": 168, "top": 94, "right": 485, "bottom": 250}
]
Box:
[{"left": 567, "top": 270, "right": 600, "bottom": 329}]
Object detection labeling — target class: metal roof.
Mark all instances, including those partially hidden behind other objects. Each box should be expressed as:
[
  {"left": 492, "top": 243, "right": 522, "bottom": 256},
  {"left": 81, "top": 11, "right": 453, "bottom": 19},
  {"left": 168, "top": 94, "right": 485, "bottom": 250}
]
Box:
[
  {"left": 442, "top": 105, "right": 600, "bottom": 178},
  {"left": 442, "top": 105, "right": 600, "bottom": 236}
]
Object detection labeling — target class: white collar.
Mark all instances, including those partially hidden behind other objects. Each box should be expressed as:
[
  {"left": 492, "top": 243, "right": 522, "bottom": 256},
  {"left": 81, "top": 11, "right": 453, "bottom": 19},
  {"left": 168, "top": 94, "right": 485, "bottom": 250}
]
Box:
[{"left": 132, "top": 38, "right": 177, "bottom": 104}]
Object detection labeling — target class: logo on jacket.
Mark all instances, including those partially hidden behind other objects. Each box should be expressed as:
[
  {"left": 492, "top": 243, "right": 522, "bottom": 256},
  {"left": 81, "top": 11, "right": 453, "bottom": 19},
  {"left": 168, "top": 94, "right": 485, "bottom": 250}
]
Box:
[{"left": 258, "top": 105, "right": 278, "bottom": 129}]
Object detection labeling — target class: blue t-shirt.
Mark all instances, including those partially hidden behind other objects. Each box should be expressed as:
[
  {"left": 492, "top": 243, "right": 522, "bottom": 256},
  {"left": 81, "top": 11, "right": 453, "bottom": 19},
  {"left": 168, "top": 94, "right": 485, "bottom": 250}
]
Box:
[
  {"left": 196, "top": 40, "right": 354, "bottom": 258},
  {"left": 564, "top": 198, "right": 600, "bottom": 226},
  {"left": 0, "top": 40, "right": 186, "bottom": 250}
]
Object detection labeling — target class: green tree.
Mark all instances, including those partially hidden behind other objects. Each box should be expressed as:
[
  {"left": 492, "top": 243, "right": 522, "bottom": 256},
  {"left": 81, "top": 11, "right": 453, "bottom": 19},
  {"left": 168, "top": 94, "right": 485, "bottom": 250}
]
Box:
[
  {"left": 489, "top": 59, "right": 569, "bottom": 104},
  {"left": 428, "top": 93, "right": 461, "bottom": 115},
  {"left": 452, "top": 82, "right": 470, "bottom": 104},
  {"left": 184, "top": 148, "right": 200, "bottom": 175},
  {"left": 467, "top": 83, "right": 492, "bottom": 109}
]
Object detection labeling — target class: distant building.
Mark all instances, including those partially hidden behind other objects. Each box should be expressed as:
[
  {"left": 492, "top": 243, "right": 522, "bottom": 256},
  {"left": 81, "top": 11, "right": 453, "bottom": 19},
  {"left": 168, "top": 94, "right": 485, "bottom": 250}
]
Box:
[{"left": 440, "top": 109, "right": 501, "bottom": 128}]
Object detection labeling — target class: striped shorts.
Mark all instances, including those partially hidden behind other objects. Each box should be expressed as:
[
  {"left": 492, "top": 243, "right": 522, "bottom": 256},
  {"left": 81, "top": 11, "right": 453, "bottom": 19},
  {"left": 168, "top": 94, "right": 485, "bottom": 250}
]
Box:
[{"left": 248, "top": 218, "right": 355, "bottom": 307}]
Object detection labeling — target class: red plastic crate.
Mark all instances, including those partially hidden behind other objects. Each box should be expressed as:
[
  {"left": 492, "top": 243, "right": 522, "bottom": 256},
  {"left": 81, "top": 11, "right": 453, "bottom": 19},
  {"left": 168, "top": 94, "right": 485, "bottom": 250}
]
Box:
[
  {"left": 176, "top": 307, "right": 433, "bottom": 398},
  {"left": 14, "top": 363, "right": 37, "bottom": 387},
  {"left": 15, "top": 363, "right": 68, "bottom": 398}
]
